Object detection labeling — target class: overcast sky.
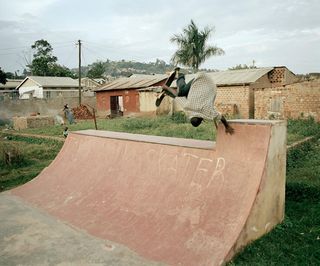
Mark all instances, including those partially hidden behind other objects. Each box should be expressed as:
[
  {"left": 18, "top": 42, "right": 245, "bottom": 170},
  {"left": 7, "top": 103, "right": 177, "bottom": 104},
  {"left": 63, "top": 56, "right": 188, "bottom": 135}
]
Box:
[{"left": 0, "top": 0, "right": 319, "bottom": 74}]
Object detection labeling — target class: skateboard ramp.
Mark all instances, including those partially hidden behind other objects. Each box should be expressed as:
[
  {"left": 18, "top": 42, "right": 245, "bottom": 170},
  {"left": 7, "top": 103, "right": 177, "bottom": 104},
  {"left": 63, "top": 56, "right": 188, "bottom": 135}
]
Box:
[{"left": 4, "top": 120, "right": 286, "bottom": 265}]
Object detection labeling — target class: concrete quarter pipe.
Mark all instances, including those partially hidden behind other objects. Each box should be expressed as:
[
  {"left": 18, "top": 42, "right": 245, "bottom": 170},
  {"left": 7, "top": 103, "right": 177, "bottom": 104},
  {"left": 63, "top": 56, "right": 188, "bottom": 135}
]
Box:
[{"left": 0, "top": 120, "right": 286, "bottom": 265}]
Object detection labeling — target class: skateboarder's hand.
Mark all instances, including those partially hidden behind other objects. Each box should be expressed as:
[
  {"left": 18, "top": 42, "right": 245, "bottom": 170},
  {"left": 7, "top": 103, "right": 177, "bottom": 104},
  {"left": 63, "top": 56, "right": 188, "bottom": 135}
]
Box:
[{"left": 225, "top": 125, "right": 235, "bottom": 135}]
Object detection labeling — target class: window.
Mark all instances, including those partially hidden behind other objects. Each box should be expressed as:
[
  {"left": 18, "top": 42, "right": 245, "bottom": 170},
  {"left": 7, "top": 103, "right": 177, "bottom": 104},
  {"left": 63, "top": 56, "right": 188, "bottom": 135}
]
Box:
[{"left": 45, "top": 91, "right": 51, "bottom": 99}]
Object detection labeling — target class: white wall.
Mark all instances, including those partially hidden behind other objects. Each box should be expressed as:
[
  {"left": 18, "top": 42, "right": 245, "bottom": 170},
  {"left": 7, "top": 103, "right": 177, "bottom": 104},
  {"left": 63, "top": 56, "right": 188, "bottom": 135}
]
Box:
[{"left": 19, "top": 86, "right": 43, "bottom": 99}]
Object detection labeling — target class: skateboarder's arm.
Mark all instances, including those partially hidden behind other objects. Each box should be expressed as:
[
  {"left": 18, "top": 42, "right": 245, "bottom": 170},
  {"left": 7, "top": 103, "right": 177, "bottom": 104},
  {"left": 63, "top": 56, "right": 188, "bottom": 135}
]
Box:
[
  {"left": 162, "top": 85, "right": 178, "bottom": 98},
  {"left": 220, "top": 115, "right": 234, "bottom": 135}
]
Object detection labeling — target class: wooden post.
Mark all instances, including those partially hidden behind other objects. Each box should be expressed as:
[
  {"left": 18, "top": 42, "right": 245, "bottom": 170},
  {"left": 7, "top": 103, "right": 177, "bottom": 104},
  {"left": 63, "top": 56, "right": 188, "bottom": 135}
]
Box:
[{"left": 78, "top": 39, "right": 82, "bottom": 106}]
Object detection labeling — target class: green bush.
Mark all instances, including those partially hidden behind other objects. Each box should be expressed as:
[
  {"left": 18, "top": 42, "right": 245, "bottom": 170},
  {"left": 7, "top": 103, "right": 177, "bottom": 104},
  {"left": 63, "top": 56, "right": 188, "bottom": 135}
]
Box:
[
  {"left": 287, "top": 117, "right": 320, "bottom": 138},
  {"left": 0, "top": 143, "right": 28, "bottom": 167},
  {"left": 287, "top": 140, "right": 314, "bottom": 169},
  {"left": 286, "top": 182, "right": 320, "bottom": 202}
]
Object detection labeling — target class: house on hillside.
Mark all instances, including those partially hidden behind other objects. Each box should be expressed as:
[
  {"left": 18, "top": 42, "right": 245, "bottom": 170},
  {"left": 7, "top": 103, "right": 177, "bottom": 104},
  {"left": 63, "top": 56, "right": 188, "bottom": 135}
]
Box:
[
  {"left": 81, "top": 77, "right": 101, "bottom": 96},
  {"left": 0, "top": 79, "right": 22, "bottom": 100},
  {"left": 172, "top": 66, "right": 297, "bottom": 119},
  {"left": 93, "top": 78, "right": 106, "bottom": 85},
  {"left": 95, "top": 74, "right": 167, "bottom": 117},
  {"left": 16, "top": 76, "right": 81, "bottom": 99}
]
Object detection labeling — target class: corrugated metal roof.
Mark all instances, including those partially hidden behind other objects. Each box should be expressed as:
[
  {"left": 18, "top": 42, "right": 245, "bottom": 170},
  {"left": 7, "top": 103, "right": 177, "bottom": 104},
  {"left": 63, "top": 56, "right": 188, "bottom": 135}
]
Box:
[
  {"left": 95, "top": 67, "right": 277, "bottom": 92},
  {"left": 0, "top": 79, "right": 23, "bottom": 89},
  {"left": 95, "top": 74, "right": 167, "bottom": 92},
  {"left": 17, "top": 76, "right": 78, "bottom": 89},
  {"left": 182, "top": 67, "right": 274, "bottom": 86}
]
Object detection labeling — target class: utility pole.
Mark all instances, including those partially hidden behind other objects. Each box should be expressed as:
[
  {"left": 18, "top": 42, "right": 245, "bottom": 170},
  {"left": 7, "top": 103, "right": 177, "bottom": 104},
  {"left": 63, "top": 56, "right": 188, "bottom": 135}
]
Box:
[{"left": 78, "top": 39, "right": 82, "bottom": 105}]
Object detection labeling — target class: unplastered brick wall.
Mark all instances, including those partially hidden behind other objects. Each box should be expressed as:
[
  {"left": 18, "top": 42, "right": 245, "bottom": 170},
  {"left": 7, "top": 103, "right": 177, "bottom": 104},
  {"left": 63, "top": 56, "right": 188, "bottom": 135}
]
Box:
[
  {"left": 268, "top": 68, "right": 285, "bottom": 84},
  {"left": 254, "top": 80, "right": 320, "bottom": 121},
  {"left": 216, "top": 86, "right": 251, "bottom": 118}
]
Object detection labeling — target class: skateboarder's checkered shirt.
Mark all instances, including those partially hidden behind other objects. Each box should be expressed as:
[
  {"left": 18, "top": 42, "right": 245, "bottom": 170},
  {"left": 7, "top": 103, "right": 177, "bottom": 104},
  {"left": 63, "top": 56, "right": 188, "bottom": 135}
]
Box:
[{"left": 175, "top": 72, "right": 221, "bottom": 121}]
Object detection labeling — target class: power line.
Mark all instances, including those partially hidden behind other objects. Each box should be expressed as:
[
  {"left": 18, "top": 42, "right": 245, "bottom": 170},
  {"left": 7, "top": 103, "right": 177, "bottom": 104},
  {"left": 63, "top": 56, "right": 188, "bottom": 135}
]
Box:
[{"left": 0, "top": 40, "right": 75, "bottom": 51}]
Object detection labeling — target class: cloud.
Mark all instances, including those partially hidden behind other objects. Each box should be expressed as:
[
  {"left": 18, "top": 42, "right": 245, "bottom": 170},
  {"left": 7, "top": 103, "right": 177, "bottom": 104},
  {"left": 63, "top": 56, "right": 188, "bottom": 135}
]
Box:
[
  {"left": 0, "top": 0, "right": 319, "bottom": 73},
  {"left": 0, "top": 0, "right": 61, "bottom": 19}
]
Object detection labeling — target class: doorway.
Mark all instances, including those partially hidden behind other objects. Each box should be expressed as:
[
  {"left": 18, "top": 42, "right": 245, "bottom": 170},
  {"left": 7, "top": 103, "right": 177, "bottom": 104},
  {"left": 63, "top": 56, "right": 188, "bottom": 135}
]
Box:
[{"left": 110, "top": 96, "right": 124, "bottom": 117}]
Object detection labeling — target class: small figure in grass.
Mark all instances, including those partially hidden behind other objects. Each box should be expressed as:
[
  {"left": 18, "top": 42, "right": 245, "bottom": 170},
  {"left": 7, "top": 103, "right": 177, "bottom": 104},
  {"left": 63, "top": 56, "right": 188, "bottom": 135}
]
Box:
[
  {"left": 156, "top": 68, "right": 234, "bottom": 134},
  {"left": 63, "top": 127, "right": 69, "bottom": 138}
]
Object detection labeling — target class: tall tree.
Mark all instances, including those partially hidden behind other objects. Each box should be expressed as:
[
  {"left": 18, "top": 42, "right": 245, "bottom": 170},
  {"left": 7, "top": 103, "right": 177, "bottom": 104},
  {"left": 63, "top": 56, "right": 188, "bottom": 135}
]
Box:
[
  {"left": 29, "top": 39, "right": 58, "bottom": 76},
  {"left": 87, "top": 61, "right": 105, "bottom": 78},
  {"left": 0, "top": 68, "right": 7, "bottom": 84},
  {"left": 170, "top": 20, "right": 224, "bottom": 72},
  {"left": 50, "top": 64, "right": 76, "bottom": 78}
]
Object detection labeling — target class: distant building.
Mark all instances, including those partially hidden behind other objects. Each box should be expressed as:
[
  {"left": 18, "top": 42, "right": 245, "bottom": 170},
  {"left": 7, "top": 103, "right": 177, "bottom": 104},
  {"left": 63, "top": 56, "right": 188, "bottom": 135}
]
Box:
[
  {"left": 173, "top": 66, "right": 298, "bottom": 118},
  {"left": 93, "top": 78, "right": 106, "bottom": 85},
  {"left": 16, "top": 76, "right": 81, "bottom": 99},
  {"left": 95, "top": 74, "right": 167, "bottom": 117},
  {"left": 0, "top": 79, "right": 22, "bottom": 100}
]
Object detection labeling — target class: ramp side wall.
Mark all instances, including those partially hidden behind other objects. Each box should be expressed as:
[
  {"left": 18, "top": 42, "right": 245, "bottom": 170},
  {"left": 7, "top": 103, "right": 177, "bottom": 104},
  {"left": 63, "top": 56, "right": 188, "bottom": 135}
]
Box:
[{"left": 226, "top": 121, "right": 287, "bottom": 262}]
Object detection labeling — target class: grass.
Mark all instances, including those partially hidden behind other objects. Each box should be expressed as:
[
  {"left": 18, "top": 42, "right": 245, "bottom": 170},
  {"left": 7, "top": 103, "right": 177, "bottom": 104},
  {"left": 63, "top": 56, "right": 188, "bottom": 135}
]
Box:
[
  {"left": 1, "top": 115, "right": 320, "bottom": 264},
  {"left": 7, "top": 115, "right": 320, "bottom": 145},
  {"left": 0, "top": 135, "right": 63, "bottom": 191},
  {"left": 229, "top": 136, "right": 320, "bottom": 265},
  {"left": 9, "top": 113, "right": 217, "bottom": 141}
]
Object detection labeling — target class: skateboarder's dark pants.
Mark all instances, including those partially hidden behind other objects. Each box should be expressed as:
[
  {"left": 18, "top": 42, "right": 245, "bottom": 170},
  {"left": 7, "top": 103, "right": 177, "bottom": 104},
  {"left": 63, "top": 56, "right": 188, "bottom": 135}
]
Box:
[{"left": 176, "top": 75, "right": 194, "bottom": 97}]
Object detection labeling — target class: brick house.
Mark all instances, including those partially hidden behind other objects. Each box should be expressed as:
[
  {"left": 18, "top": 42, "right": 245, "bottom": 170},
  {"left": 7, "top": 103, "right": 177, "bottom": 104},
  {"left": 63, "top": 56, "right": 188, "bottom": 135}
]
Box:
[
  {"left": 173, "top": 66, "right": 297, "bottom": 119},
  {"left": 95, "top": 74, "right": 167, "bottom": 117},
  {"left": 255, "top": 79, "right": 320, "bottom": 121}
]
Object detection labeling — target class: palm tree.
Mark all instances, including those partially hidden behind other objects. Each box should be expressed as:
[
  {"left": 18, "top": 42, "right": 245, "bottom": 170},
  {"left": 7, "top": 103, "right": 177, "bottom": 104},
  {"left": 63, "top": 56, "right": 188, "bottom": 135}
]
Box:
[{"left": 170, "top": 20, "right": 225, "bottom": 72}]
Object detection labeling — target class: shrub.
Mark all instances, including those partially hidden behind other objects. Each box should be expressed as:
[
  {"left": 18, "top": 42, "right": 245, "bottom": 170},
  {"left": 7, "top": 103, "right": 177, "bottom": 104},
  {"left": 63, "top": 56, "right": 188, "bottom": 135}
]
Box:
[
  {"left": 286, "top": 182, "right": 320, "bottom": 202},
  {"left": 0, "top": 143, "right": 27, "bottom": 167}
]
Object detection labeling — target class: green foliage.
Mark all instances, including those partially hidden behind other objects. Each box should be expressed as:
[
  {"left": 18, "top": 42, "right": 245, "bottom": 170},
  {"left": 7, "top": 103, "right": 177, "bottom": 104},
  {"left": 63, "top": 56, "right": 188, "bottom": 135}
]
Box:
[
  {"left": 87, "top": 61, "right": 106, "bottom": 78},
  {"left": 170, "top": 112, "right": 188, "bottom": 123},
  {"left": 287, "top": 140, "right": 314, "bottom": 169},
  {"left": 0, "top": 143, "right": 27, "bottom": 167},
  {"left": 0, "top": 135, "right": 63, "bottom": 191},
  {"left": 286, "top": 182, "right": 320, "bottom": 202},
  {"left": 122, "top": 117, "right": 161, "bottom": 130},
  {"left": 29, "top": 39, "right": 58, "bottom": 76},
  {"left": 0, "top": 67, "right": 7, "bottom": 84},
  {"left": 287, "top": 117, "right": 320, "bottom": 137},
  {"left": 170, "top": 20, "right": 224, "bottom": 71},
  {"left": 50, "top": 64, "right": 76, "bottom": 78},
  {"left": 82, "top": 59, "right": 176, "bottom": 78},
  {"left": 28, "top": 39, "right": 74, "bottom": 77},
  {"left": 228, "top": 63, "right": 257, "bottom": 70}
]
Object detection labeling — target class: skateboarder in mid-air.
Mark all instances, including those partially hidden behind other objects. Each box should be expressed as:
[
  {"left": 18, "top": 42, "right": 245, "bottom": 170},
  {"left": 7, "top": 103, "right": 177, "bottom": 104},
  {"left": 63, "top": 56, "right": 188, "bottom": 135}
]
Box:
[{"left": 156, "top": 68, "right": 234, "bottom": 134}]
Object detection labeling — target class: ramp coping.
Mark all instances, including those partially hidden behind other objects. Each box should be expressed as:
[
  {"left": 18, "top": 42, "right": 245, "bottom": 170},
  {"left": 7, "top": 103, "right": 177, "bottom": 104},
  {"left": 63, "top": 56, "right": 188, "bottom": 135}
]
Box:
[
  {"left": 72, "top": 120, "right": 285, "bottom": 150},
  {"left": 72, "top": 129, "right": 216, "bottom": 150}
]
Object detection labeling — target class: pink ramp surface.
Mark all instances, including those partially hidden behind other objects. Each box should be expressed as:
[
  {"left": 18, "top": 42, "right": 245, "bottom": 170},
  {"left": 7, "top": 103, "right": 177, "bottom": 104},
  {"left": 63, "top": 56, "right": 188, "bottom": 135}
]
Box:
[{"left": 12, "top": 123, "right": 272, "bottom": 265}]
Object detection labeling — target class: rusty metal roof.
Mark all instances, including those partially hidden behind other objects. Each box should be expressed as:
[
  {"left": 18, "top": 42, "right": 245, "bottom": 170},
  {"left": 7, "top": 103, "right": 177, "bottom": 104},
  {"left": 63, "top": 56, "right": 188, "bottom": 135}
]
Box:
[
  {"left": 95, "top": 74, "right": 167, "bottom": 92},
  {"left": 182, "top": 67, "right": 274, "bottom": 86},
  {"left": 95, "top": 67, "right": 280, "bottom": 92}
]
